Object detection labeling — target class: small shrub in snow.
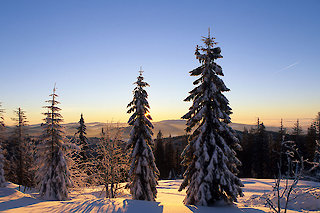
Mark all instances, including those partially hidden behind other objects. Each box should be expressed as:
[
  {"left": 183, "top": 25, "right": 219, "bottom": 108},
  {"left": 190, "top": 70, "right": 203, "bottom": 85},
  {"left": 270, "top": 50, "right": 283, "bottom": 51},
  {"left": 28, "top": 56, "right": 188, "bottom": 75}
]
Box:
[
  {"left": 265, "top": 140, "right": 304, "bottom": 213},
  {"left": 95, "top": 126, "right": 129, "bottom": 198}
]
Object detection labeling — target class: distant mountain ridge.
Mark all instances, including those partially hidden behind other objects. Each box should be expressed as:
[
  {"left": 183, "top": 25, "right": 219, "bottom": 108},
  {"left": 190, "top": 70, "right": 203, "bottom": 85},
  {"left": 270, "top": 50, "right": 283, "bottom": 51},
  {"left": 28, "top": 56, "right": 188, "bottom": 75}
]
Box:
[{"left": 5, "top": 119, "right": 283, "bottom": 138}]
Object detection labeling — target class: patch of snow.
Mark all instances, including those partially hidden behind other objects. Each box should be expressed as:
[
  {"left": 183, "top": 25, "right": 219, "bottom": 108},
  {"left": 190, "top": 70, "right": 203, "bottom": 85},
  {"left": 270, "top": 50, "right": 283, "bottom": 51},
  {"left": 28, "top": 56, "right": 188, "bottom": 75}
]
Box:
[{"left": 0, "top": 179, "right": 319, "bottom": 212}]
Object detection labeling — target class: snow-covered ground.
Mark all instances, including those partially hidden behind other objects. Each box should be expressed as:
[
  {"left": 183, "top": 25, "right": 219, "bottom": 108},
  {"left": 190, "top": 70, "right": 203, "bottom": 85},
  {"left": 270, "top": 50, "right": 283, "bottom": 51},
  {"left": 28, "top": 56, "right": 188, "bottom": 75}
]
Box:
[{"left": 0, "top": 179, "right": 319, "bottom": 213}]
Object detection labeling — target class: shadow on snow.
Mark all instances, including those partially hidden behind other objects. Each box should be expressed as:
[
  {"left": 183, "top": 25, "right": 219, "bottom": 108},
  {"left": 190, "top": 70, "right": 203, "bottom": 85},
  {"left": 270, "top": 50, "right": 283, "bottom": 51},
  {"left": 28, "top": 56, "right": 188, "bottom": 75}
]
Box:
[
  {"left": 187, "top": 205, "right": 266, "bottom": 213},
  {"left": 47, "top": 198, "right": 164, "bottom": 213}
]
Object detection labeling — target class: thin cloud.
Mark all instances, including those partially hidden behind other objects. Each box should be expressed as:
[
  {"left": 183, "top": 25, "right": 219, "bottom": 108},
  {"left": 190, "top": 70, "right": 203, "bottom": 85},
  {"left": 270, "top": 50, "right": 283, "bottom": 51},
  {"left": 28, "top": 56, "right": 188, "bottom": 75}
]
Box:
[{"left": 276, "top": 61, "right": 300, "bottom": 73}]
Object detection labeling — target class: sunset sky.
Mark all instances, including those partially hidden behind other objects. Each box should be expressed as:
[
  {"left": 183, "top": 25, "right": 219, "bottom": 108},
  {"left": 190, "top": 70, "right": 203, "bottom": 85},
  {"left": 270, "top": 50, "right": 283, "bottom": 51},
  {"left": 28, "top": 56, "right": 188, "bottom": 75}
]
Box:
[{"left": 0, "top": 0, "right": 319, "bottom": 129}]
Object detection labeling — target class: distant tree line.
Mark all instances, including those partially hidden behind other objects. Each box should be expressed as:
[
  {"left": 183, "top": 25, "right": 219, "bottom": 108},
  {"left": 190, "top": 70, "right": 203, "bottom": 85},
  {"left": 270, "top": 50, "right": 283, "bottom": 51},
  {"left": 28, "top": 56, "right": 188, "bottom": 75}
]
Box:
[
  {"left": 237, "top": 117, "right": 320, "bottom": 180},
  {"left": 152, "top": 116, "right": 320, "bottom": 182},
  {"left": 154, "top": 131, "right": 187, "bottom": 179}
]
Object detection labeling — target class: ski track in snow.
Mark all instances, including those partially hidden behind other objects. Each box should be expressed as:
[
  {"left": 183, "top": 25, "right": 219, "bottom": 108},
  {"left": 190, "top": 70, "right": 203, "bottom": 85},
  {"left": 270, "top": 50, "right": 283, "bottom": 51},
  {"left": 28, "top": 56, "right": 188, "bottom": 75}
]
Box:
[{"left": 0, "top": 179, "right": 319, "bottom": 213}]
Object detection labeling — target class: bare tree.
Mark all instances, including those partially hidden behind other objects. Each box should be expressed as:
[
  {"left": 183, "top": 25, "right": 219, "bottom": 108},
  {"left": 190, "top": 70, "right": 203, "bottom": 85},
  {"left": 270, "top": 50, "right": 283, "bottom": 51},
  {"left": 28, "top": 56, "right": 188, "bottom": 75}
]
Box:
[
  {"left": 95, "top": 125, "right": 128, "bottom": 198},
  {"left": 266, "top": 139, "right": 304, "bottom": 213},
  {"left": 308, "top": 140, "right": 320, "bottom": 181}
]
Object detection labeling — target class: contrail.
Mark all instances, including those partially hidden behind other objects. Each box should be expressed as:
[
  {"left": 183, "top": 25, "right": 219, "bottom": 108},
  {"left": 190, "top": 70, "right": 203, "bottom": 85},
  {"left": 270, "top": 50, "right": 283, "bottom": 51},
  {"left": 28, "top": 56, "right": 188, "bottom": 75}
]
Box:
[{"left": 277, "top": 61, "right": 299, "bottom": 73}]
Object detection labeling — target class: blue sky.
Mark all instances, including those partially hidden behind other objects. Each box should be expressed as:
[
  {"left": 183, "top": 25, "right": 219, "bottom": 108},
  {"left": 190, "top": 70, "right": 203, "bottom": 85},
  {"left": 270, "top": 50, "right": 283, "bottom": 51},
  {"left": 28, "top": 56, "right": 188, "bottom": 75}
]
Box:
[{"left": 0, "top": 0, "right": 319, "bottom": 128}]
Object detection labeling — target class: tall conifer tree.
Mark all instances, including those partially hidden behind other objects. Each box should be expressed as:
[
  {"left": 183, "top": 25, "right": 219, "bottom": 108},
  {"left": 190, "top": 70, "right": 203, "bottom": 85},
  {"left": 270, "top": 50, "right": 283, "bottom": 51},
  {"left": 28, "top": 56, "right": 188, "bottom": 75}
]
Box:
[
  {"left": 315, "top": 112, "right": 320, "bottom": 141},
  {"left": 0, "top": 147, "right": 4, "bottom": 187},
  {"left": 0, "top": 103, "right": 5, "bottom": 187},
  {"left": 76, "top": 113, "right": 89, "bottom": 162},
  {"left": 127, "top": 69, "right": 159, "bottom": 201},
  {"left": 37, "top": 86, "right": 71, "bottom": 200},
  {"left": 154, "top": 130, "right": 165, "bottom": 179},
  {"left": 292, "top": 119, "right": 303, "bottom": 158},
  {"left": 10, "top": 108, "right": 34, "bottom": 190},
  {"left": 306, "top": 122, "right": 317, "bottom": 162},
  {"left": 292, "top": 119, "right": 303, "bottom": 136},
  {"left": 179, "top": 30, "right": 243, "bottom": 205},
  {"left": 314, "top": 140, "right": 320, "bottom": 180},
  {"left": 256, "top": 122, "right": 271, "bottom": 178},
  {"left": 275, "top": 119, "right": 286, "bottom": 175},
  {"left": 0, "top": 103, "right": 4, "bottom": 132},
  {"left": 312, "top": 113, "right": 320, "bottom": 180}
]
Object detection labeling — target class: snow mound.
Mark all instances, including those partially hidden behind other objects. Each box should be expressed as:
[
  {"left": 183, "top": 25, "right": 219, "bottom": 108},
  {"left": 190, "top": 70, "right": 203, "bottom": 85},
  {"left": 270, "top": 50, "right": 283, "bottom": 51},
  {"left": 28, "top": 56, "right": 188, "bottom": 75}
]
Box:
[
  {"left": 247, "top": 187, "right": 320, "bottom": 211},
  {"left": 240, "top": 179, "right": 320, "bottom": 212},
  {"left": 0, "top": 182, "right": 40, "bottom": 212}
]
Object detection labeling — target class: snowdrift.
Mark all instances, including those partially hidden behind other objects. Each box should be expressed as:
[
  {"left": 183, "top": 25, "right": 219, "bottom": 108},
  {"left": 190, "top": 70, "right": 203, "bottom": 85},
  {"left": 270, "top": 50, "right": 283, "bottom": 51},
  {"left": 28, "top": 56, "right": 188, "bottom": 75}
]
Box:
[{"left": 0, "top": 179, "right": 319, "bottom": 213}]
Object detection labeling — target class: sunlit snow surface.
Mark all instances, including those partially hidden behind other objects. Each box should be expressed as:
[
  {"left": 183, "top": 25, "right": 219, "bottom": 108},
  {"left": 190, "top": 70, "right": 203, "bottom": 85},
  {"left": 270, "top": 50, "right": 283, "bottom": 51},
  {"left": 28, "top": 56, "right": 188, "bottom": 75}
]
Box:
[{"left": 0, "top": 179, "right": 319, "bottom": 212}]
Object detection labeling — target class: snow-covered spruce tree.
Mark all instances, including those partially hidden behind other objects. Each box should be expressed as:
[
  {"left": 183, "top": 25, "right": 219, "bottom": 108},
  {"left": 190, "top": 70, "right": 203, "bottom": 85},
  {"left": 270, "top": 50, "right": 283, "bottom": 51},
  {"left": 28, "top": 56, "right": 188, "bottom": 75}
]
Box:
[
  {"left": 127, "top": 70, "right": 159, "bottom": 201},
  {"left": 0, "top": 103, "right": 5, "bottom": 187},
  {"left": 37, "top": 86, "right": 72, "bottom": 200},
  {"left": 178, "top": 31, "right": 243, "bottom": 206}
]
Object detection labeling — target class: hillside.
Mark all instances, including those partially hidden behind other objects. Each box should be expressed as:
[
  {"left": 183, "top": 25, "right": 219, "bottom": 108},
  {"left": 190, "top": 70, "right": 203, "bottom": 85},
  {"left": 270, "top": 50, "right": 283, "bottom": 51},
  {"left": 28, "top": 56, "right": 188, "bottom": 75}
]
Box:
[{"left": 5, "top": 120, "right": 283, "bottom": 139}]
